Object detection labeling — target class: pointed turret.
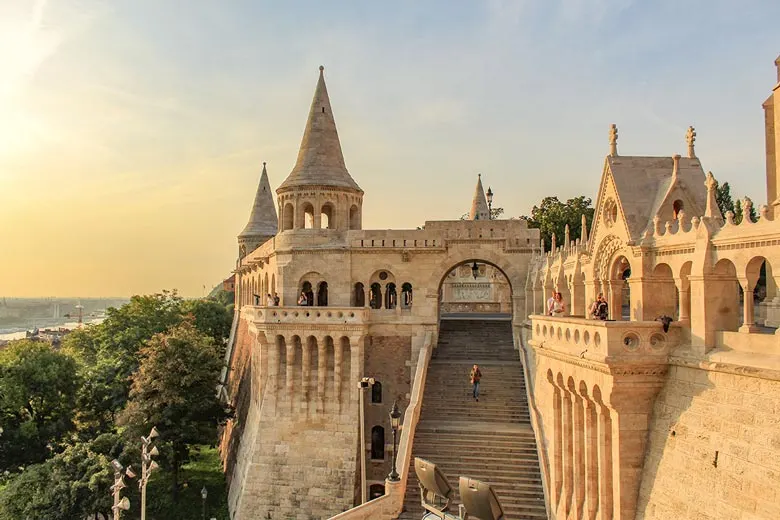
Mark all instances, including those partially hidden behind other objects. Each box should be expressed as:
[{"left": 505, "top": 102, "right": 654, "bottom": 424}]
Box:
[
  {"left": 277, "top": 66, "right": 361, "bottom": 192},
  {"left": 469, "top": 174, "right": 490, "bottom": 220},
  {"left": 238, "top": 162, "right": 278, "bottom": 258},
  {"left": 580, "top": 213, "right": 589, "bottom": 244}
]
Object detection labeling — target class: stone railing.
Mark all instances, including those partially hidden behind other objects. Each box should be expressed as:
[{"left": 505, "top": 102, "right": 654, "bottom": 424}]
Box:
[
  {"left": 243, "top": 306, "right": 369, "bottom": 325},
  {"left": 329, "top": 331, "right": 435, "bottom": 520},
  {"left": 528, "top": 315, "right": 679, "bottom": 362}
]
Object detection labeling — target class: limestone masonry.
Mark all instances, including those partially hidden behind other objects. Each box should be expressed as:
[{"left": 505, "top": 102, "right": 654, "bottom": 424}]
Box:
[{"left": 220, "top": 57, "right": 780, "bottom": 519}]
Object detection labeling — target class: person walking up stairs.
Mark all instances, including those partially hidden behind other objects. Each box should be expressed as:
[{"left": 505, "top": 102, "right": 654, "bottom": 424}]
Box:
[{"left": 398, "top": 318, "right": 547, "bottom": 519}]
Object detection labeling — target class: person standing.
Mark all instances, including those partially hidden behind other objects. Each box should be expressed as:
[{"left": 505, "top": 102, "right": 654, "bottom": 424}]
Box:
[
  {"left": 551, "top": 292, "right": 566, "bottom": 316},
  {"left": 547, "top": 291, "right": 556, "bottom": 316},
  {"left": 590, "top": 293, "right": 608, "bottom": 320},
  {"left": 266, "top": 293, "right": 274, "bottom": 306},
  {"left": 470, "top": 364, "right": 482, "bottom": 402}
]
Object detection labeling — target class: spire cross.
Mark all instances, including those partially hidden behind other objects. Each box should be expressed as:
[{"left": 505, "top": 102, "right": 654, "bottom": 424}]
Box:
[
  {"left": 608, "top": 124, "right": 618, "bottom": 156},
  {"left": 686, "top": 126, "right": 697, "bottom": 158}
]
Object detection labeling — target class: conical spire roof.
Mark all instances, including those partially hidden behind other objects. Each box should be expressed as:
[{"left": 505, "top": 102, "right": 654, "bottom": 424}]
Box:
[
  {"left": 468, "top": 174, "right": 490, "bottom": 220},
  {"left": 239, "top": 162, "right": 278, "bottom": 238},
  {"left": 277, "top": 66, "right": 361, "bottom": 192}
]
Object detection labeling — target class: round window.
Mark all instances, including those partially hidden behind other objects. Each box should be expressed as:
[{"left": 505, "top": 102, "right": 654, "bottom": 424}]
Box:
[{"left": 379, "top": 272, "right": 388, "bottom": 280}]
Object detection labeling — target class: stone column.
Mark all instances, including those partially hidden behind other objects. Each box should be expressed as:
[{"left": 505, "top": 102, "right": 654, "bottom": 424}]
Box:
[
  {"left": 314, "top": 194, "right": 322, "bottom": 229},
  {"left": 285, "top": 341, "right": 295, "bottom": 413},
  {"left": 317, "top": 339, "right": 327, "bottom": 413},
  {"left": 301, "top": 337, "right": 312, "bottom": 415},
  {"left": 350, "top": 336, "right": 365, "bottom": 411},
  {"left": 739, "top": 279, "right": 759, "bottom": 333},
  {"left": 561, "top": 387, "right": 574, "bottom": 518},
  {"left": 550, "top": 383, "right": 563, "bottom": 510},
  {"left": 582, "top": 394, "right": 598, "bottom": 520},
  {"left": 596, "top": 404, "right": 613, "bottom": 520},
  {"left": 334, "top": 337, "right": 344, "bottom": 408},
  {"left": 268, "top": 335, "right": 281, "bottom": 414},
  {"left": 675, "top": 278, "right": 691, "bottom": 324},
  {"left": 572, "top": 386, "right": 586, "bottom": 519}
]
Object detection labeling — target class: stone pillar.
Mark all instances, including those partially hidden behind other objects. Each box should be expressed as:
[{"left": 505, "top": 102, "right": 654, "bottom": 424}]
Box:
[
  {"left": 285, "top": 341, "right": 295, "bottom": 412},
  {"left": 739, "top": 279, "right": 759, "bottom": 333},
  {"left": 314, "top": 196, "right": 322, "bottom": 229},
  {"left": 317, "top": 339, "right": 327, "bottom": 412},
  {"left": 350, "top": 336, "right": 365, "bottom": 408},
  {"left": 334, "top": 337, "right": 344, "bottom": 407},
  {"left": 572, "top": 387, "right": 586, "bottom": 518},
  {"left": 301, "top": 337, "right": 312, "bottom": 414},
  {"left": 268, "top": 335, "right": 281, "bottom": 414},
  {"left": 596, "top": 404, "right": 614, "bottom": 520},
  {"left": 675, "top": 278, "right": 691, "bottom": 324},
  {"left": 583, "top": 395, "right": 599, "bottom": 520},
  {"left": 561, "top": 388, "right": 574, "bottom": 518},
  {"left": 550, "top": 384, "right": 563, "bottom": 510},
  {"left": 607, "top": 280, "right": 621, "bottom": 321}
]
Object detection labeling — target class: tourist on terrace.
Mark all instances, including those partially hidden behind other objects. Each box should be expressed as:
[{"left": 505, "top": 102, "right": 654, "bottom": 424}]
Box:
[
  {"left": 273, "top": 295, "right": 280, "bottom": 306},
  {"left": 550, "top": 292, "right": 566, "bottom": 316},
  {"left": 266, "top": 293, "right": 274, "bottom": 306},
  {"left": 298, "top": 292, "right": 308, "bottom": 306},
  {"left": 470, "top": 364, "right": 482, "bottom": 402},
  {"left": 590, "top": 294, "right": 608, "bottom": 320},
  {"left": 547, "top": 291, "right": 556, "bottom": 315}
]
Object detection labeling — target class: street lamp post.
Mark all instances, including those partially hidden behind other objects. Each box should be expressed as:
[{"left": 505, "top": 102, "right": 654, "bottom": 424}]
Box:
[
  {"left": 388, "top": 401, "right": 402, "bottom": 482},
  {"left": 357, "top": 377, "right": 375, "bottom": 504},
  {"left": 471, "top": 261, "right": 480, "bottom": 280},
  {"left": 140, "top": 427, "right": 160, "bottom": 520},
  {"left": 486, "top": 186, "right": 494, "bottom": 219},
  {"left": 201, "top": 486, "right": 208, "bottom": 520},
  {"left": 110, "top": 459, "right": 135, "bottom": 520}
]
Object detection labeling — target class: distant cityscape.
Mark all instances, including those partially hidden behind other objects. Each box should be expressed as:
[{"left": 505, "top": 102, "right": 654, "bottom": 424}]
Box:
[{"left": 0, "top": 297, "right": 129, "bottom": 343}]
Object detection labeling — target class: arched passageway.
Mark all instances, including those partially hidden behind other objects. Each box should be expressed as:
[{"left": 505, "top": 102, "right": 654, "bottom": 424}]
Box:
[{"left": 438, "top": 260, "right": 512, "bottom": 317}]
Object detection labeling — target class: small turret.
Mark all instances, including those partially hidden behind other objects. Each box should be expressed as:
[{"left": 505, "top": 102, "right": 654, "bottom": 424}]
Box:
[
  {"left": 468, "top": 174, "right": 490, "bottom": 220},
  {"left": 238, "top": 162, "right": 278, "bottom": 259}
]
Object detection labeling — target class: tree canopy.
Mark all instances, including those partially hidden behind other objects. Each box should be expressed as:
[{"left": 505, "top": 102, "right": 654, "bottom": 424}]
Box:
[
  {"left": 522, "top": 196, "right": 595, "bottom": 251},
  {"left": 715, "top": 181, "right": 758, "bottom": 224},
  {"left": 0, "top": 340, "right": 79, "bottom": 471}
]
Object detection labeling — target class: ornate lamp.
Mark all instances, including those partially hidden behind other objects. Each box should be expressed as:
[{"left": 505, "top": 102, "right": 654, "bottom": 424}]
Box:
[
  {"left": 486, "top": 187, "right": 493, "bottom": 218},
  {"left": 388, "top": 401, "right": 402, "bottom": 482},
  {"left": 471, "top": 261, "right": 479, "bottom": 280}
]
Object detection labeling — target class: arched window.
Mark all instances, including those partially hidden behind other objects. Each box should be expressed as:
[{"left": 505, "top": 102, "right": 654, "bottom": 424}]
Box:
[
  {"left": 369, "top": 484, "right": 385, "bottom": 500},
  {"left": 673, "top": 200, "right": 684, "bottom": 219},
  {"left": 370, "top": 283, "right": 382, "bottom": 309},
  {"left": 317, "top": 281, "right": 328, "bottom": 306},
  {"left": 282, "top": 203, "right": 294, "bottom": 231},
  {"left": 385, "top": 283, "right": 397, "bottom": 309},
  {"left": 321, "top": 203, "right": 335, "bottom": 230},
  {"left": 301, "top": 281, "right": 314, "bottom": 307},
  {"left": 401, "top": 283, "right": 413, "bottom": 309},
  {"left": 353, "top": 283, "right": 365, "bottom": 307},
  {"left": 371, "top": 426, "right": 385, "bottom": 460},
  {"left": 371, "top": 381, "right": 382, "bottom": 404},
  {"left": 303, "top": 202, "right": 315, "bottom": 229},
  {"left": 349, "top": 205, "right": 360, "bottom": 230}
]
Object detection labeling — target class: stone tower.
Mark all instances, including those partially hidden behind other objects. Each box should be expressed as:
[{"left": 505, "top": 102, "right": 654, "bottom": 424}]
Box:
[
  {"left": 763, "top": 55, "right": 780, "bottom": 219},
  {"left": 238, "top": 162, "right": 278, "bottom": 259},
  {"left": 468, "top": 173, "right": 490, "bottom": 220},
  {"left": 276, "top": 66, "right": 364, "bottom": 231}
]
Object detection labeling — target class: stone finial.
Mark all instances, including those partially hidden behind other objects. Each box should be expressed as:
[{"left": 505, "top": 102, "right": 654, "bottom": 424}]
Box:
[
  {"left": 319, "top": 65, "right": 325, "bottom": 73},
  {"left": 677, "top": 209, "right": 687, "bottom": 231},
  {"left": 775, "top": 55, "right": 780, "bottom": 82},
  {"left": 760, "top": 204, "right": 769, "bottom": 221},
  {"left": 671, "top": 154, "right": 681, "bottom": 181},
  {"left": 540, "top": 237, "right": 545, "bottom": 254},
  {"left": 686, "top": 126, "right": 696, "bottom": 158},
  {"left": 742, "top": 196, "right": 754, "bottom": 223},
  {"left": 653, "top": 215, "right": 662, "bottom": 235},
  {"left": 691, "top": 216, "right": 700, "bottom": 229},
  {"left": 564, "top": 224, "right": 570, "bottom": 246},
  {"left": 609, "top": 124, "right": 618, "bottom": 157},
  {"left": 704, "top": 171, "right": 720, "bottom": 219},
  {"left": 551, "top": 233, "right": 557, "bottom": 252},
  {"left": 580, "top": 213, "right": 588, "bottom": 244},
  {"left": 725, "top": 210, "right": 735, "bottom": 225},
  {"left": 664, "top": 220, "right": 673, "bottom": 234}
]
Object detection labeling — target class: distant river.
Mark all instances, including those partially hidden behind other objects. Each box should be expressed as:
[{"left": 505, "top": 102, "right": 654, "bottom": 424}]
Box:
[{"left": 0, "top": 318, "right": 105, "bottom": 341}]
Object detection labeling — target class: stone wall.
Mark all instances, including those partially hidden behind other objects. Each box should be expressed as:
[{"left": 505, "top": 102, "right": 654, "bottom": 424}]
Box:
[
  {"left": 636, "top": 363, "right": 780, "bottom": 519},
  {"left": 363, "top": 336, "right": 412, "bottom": 486}
]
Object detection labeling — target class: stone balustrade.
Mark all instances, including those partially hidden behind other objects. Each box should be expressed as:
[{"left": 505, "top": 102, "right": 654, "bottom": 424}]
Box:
[
  {"left": 528, "top": 315, "right": 679, "bottom": 362},
  {"left": 243, "top": 305, "right": 369, "bottom": 325}
]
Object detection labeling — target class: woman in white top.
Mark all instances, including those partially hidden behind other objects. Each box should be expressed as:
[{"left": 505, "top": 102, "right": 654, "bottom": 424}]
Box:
[{"left": 551, "top": 292, "right": 566, "bottom": 316}]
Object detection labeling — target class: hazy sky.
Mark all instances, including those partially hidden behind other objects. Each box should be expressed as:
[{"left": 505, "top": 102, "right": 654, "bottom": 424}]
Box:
[{"left": 1, "top": 0, "right": 778, "bottom": 297}]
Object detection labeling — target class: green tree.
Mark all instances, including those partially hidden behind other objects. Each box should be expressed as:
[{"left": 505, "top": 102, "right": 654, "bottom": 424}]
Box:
[
  {"left": 0, "top": 434, "right": 120, "bottom": 520},
  {"left": 713, "top": 180, "right": 758, "bottom": 224},
  {"left": 180, "top": 299, "right": 233, "bottom": 345},
  {"left": 62, "top": 292, "right": 184, "bottom": 437},
  {"left": 0, "top": 340, "right": 79, "bottom": 472},
  {"left": 460, "top": 207, "right": 504, "bottom": 220},
  {"left": 119, "top": 321, "right": 232, "bottom": 502},
  {"left": 522, "top": 196, "right": 595, "bottom": 251}
]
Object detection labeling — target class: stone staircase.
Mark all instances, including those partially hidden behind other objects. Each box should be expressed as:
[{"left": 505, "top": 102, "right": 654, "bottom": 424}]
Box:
[{"left": 398, "top": 318, "right": 547, "bottom": 520}]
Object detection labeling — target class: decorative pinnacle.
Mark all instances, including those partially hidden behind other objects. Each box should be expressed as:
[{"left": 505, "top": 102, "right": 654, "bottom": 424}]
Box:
[
  {"left": 775, "top": 55, "right": 780, "bottom": 82},
  {"left": 686, "top": 126, "right": 696, "bottom": 158},
  {"left": 671, "top": 154, "right": 681, "bottom": 180},
  {"left": 319, "top": 65, "right": 324, "bottom": 73},
  {"left": 609, "top": 124, "right": 618, "bottom": 157},
  {"left": 263, "top": 161, "right": 267, "bottom": 166}
]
